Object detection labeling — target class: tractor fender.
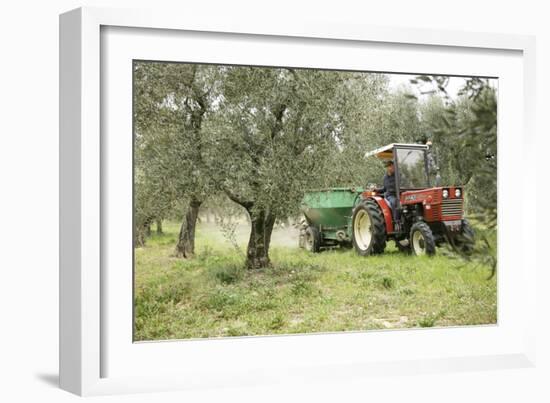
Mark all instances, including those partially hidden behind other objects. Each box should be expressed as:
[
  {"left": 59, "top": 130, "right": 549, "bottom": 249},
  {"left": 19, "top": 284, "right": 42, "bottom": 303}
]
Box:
[{"left": 367, "top": 196, "right": 394, "bottom": 233}]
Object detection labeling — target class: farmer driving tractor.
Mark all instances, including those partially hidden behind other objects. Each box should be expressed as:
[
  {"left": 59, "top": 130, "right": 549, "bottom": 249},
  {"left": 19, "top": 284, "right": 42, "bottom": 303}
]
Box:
[{"left": 379, "top": 160, "right": 399, "bottom": 231}]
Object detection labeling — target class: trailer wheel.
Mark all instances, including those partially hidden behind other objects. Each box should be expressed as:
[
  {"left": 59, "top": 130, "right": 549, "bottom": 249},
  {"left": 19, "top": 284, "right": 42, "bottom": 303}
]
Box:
[
  {"left": 410, "top": 222, "right": 436, "bottom": 256},
  {"left": 352, "top": 200, "right": 386, "bottom": 256},
  {"left": 304, "top": 226, "right": 321, "bottom": 253}
]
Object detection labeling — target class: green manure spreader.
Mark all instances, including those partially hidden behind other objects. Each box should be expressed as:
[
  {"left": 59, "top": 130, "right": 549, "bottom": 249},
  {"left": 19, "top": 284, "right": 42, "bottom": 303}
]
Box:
[{"left": 299, "top": 188, "right": 364, "bottom": 252}]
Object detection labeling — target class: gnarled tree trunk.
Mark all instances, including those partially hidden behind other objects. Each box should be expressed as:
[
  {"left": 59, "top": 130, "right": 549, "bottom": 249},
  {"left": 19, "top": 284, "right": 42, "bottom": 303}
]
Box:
[
  {"left": 245, "top": 208, "right": 276, "bottom": 269},
  {"left": 175, "top": 199, "right": 202, "bottom": 258},
  {"left": 135, "top": 216, "right": 154, "bottom": 247},
  {"left": 223, "top": 189, "right": 276, "bottom": 270},
  {"left": 135, "top": 228, "right": 147, "bottom": 248},
  {"left": 156, "top": 219, "right": 163, "bottom": 235}
]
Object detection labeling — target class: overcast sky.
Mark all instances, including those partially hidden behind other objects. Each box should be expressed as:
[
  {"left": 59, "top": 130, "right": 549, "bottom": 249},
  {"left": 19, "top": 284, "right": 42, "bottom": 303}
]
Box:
[{"left": 387, "top": 73, "right": 498, "bottom": 101}]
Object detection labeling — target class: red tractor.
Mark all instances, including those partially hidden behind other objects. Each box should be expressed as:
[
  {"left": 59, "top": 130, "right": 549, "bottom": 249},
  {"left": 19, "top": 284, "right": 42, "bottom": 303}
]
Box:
[{"left": 352, "top": 143, "right": 475, "bottom": 256}]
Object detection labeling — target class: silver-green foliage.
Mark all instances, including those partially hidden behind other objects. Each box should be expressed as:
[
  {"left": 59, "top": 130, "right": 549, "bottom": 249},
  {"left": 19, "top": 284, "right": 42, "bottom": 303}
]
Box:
[
  {"left": 134, "top": 62, "right": 223, "bottom": 245},
  {"left": 133, "top": 64, "right": 497, "bottom": 270},
  {"left": 414, "top": 76, "right": 498, "bottom": 274}
]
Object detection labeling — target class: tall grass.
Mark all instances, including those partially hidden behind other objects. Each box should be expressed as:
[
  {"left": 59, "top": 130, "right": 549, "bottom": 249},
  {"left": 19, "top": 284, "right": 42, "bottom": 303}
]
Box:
[{"left": 134, "top": 221, "right": 497, "bottom": 341}]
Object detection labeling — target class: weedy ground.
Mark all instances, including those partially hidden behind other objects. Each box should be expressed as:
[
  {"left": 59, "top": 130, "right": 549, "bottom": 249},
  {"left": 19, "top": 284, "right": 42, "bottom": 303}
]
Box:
[{"left": 134, "top": 221, "right": 497, "bottom": 341}]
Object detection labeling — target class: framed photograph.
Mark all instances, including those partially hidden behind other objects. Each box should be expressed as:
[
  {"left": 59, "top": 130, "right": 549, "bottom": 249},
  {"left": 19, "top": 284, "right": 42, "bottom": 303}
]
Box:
[{"left": 60, "top": 6, "right": 537, "bottom": 396}]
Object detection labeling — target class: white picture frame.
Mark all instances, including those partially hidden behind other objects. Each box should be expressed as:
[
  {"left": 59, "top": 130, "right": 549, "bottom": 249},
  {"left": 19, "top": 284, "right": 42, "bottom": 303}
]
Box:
[{"left": 60, "top": 6, "right": 537, "bottom": 396}]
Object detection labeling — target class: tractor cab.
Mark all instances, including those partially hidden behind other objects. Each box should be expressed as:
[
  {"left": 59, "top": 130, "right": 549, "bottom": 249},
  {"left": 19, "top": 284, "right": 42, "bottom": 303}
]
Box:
[{"left": 365, "top": 142, "right": 434, "bottom": 194}]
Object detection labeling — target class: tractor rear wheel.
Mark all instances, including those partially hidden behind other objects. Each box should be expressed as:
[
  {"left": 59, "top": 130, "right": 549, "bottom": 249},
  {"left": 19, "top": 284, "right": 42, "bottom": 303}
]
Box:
[
  {"left": 352, "top": 199, "right": 386, "bottom": 256},
  {"left": 304, "top": 226, "right": 321, "bottom": 253},
  {"left": 410, "top": 222, "right": 436, "bottom": 256}
]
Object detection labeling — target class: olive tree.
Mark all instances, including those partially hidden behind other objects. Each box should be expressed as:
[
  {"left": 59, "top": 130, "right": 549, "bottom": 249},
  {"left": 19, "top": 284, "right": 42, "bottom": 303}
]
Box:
[
  {"left": 414, "top": 76, "right": 498, "bottom": 274},
  {"left": 324, "top": 75, "right": 423, "bottom": 187},
  {"left": 202, "top": 67, "right": 345, "bottom": 269},
  {"left": 133, "top": 62, "right": 222, "bottom": 256},
  {"left": 415, "top": 77, "right": 497, "bottom": 221}
]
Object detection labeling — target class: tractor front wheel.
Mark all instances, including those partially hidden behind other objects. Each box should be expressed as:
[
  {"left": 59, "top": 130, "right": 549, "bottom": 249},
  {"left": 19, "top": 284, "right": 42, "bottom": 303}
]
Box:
[
  {"left": 352, "top": 200, "right": 386, "bottom": 256},
  {"left": 452, "top": 219, "right": 475, "bottom": 255},
  {"left": 410, "top": 222, "right": 436, "bottom": 256},
  {"left": 304, "top": 226, "right": 321, "bottom": 253}
]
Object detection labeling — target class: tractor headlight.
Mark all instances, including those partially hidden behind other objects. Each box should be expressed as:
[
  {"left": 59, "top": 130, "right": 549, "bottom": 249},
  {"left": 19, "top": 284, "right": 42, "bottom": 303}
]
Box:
[
  {"left": 455, "top": 188, "right": 461, "bottom": 198},
  {"left": 442, "top": 189, "right": 449, "bottom": 199}
]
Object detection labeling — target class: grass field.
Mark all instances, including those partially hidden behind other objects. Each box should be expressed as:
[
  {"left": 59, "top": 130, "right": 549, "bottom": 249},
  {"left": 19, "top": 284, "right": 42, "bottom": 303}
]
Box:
[{"left": 134, "top": 220, "right": 497, "bottom": 341}]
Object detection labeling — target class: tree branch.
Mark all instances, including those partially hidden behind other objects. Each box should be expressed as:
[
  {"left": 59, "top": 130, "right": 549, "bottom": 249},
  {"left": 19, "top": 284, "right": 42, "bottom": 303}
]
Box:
[{"left": 223, "top": 187, "right": 254, "bottom": 210}]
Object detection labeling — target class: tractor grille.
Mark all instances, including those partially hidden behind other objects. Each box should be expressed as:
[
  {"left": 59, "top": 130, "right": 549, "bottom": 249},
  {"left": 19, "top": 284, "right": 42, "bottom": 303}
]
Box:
[{"left": 441, "top": 199, "right": 463, "bottom": 217}]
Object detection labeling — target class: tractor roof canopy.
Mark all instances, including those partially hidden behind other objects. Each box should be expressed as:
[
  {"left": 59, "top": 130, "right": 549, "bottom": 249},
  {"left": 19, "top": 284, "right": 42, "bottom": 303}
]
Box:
[{"left": 364, "top": 143, "right": 429, "bottom": 161}]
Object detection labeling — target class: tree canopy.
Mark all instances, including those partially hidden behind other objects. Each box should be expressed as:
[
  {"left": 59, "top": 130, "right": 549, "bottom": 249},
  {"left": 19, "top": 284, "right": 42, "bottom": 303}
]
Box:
[{"left": 134, "top": 63, "right": 497, "bottom": 270}]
